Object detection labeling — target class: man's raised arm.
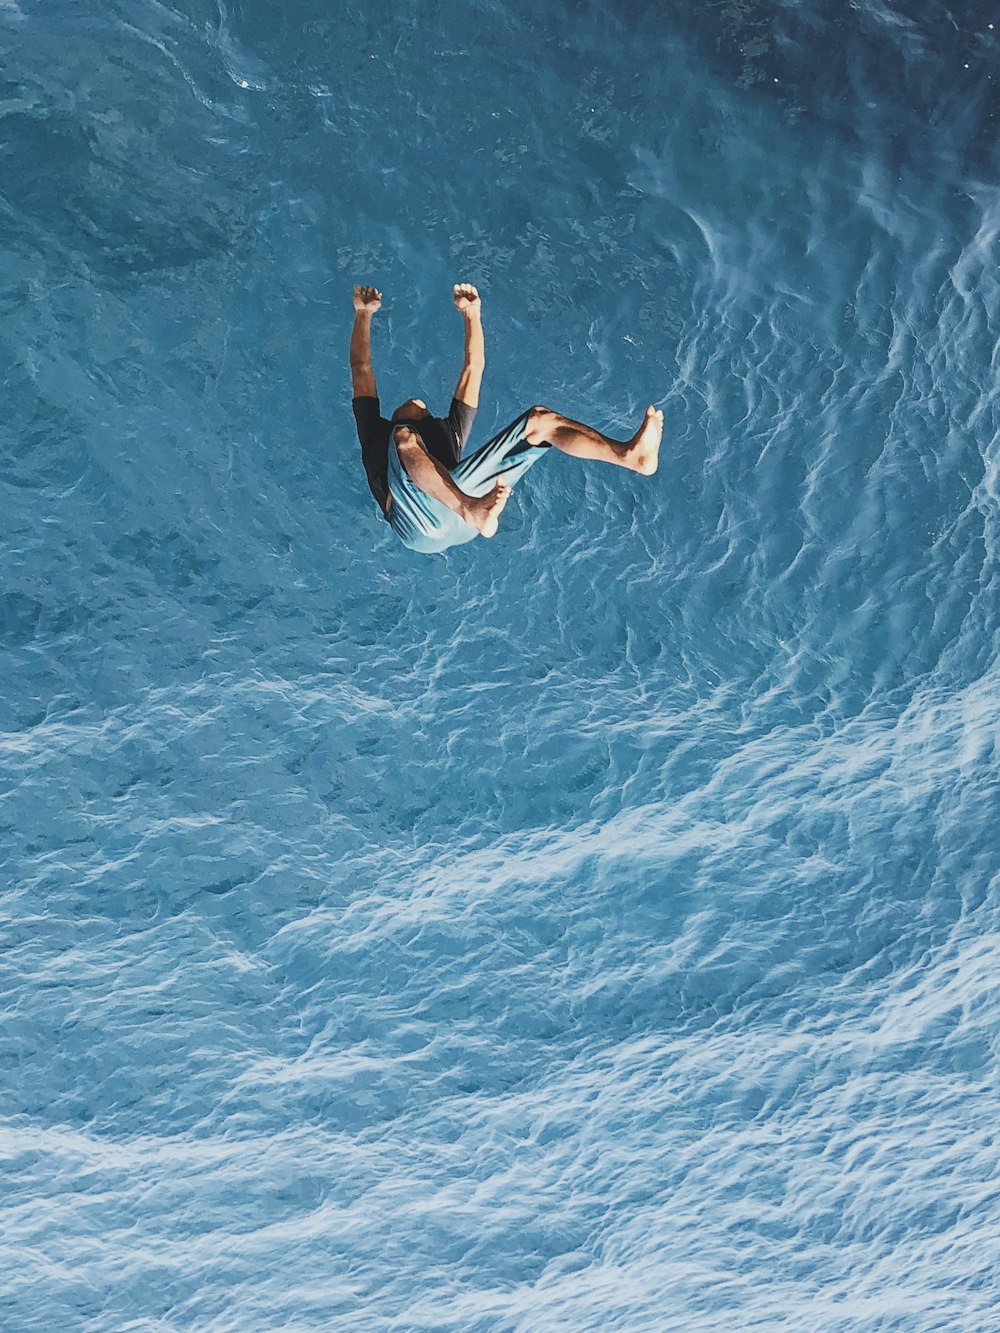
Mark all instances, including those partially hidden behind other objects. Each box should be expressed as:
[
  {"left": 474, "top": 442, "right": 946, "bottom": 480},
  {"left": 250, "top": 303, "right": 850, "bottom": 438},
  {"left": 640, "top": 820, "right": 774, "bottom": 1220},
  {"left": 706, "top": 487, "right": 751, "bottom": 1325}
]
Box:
[
  {"left": 350, "top": 285, "right": 381, "bottom": 398},
  {"left": 452, "top": 283, "right": 484, "bottom": 408}
]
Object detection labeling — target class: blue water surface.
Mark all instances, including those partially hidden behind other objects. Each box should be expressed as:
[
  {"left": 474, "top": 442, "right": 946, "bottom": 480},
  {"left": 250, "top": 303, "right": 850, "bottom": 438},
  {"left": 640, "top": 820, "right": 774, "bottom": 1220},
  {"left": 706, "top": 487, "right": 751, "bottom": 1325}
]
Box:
[{"left": 2, "top": 0, "right": 999, "bottom": 1328}]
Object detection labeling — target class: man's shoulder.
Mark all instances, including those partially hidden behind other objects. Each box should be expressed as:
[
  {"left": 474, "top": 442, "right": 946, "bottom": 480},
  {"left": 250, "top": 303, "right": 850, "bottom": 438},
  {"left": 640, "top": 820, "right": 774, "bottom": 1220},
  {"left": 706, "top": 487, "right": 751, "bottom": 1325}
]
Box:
[
  {"left": 353, "top": 395, "right": 385, "bottom": 425},
  {"left": 448, "top": 396, "right": 477, "bottom": 433},
  {"left": 448, "top": 396, "right": 477, "bottom": 423},
  {"left": 353, "top": 396, "right": 389, "bottom": 448}
]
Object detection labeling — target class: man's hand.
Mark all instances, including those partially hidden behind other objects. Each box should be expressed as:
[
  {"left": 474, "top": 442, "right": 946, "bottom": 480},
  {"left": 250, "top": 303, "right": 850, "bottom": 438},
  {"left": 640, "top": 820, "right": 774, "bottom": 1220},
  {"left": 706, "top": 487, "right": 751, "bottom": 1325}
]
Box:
[
  {"left": 354, "top": 285, "right": 382, "bottom": 314},
  {"left": 453, "top": 283, "right": 485, "bottom": 408},
  {"left": 453, "top": 283, "right": 481, "bottom": 318},
  {"left": 351, "top": 287, "right": 380, "bottom": 398}
]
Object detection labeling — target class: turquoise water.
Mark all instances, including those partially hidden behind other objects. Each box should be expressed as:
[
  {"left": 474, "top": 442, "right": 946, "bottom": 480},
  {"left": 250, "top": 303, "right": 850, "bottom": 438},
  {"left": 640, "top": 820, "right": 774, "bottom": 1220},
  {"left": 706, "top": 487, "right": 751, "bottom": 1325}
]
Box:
[{"left": 3, "top": 1, "right": 1000, "bottom": 1328}]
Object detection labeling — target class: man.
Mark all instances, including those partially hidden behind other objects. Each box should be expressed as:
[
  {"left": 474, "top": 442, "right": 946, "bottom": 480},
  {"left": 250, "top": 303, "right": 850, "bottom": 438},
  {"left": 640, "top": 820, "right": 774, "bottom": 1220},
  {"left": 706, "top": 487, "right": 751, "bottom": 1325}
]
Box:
[{"left": 350, "top": 282, "right": 663, "bottom": 555}]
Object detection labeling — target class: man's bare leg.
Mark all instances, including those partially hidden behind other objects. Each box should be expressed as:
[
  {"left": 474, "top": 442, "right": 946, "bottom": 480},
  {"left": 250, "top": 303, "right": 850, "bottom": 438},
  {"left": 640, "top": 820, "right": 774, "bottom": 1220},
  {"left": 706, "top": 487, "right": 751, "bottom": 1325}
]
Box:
[
  {"left": 394, "top": 427, "right": 511, "bottom": 538},
  {"left": 524, "top": 405, "right": 663, "bottom": 475}
]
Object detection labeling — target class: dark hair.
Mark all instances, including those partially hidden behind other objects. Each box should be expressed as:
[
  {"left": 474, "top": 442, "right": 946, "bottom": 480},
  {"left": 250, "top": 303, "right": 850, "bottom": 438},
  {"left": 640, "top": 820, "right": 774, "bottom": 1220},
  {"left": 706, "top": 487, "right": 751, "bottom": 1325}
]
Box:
[{"left": 390, "top": 398, "right": 430, "bottom": 424}]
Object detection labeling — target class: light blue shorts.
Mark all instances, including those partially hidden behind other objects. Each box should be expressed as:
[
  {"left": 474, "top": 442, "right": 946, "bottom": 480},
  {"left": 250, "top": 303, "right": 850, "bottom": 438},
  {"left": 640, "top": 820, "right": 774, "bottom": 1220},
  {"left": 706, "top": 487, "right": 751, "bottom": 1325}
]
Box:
[{"left": 386, "top": 409, "right": 551, "bottom": 554}]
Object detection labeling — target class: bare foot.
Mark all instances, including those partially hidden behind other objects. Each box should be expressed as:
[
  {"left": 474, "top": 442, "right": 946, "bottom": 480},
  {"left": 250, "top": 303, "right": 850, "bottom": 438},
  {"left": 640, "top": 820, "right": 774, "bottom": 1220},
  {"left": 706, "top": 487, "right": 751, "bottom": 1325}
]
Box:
[
  {"left": 465, "top": 477, "right": 511, "bottom": 538},
  {"left": 625, "top": 406, "right": 663, "bottom": 475}
]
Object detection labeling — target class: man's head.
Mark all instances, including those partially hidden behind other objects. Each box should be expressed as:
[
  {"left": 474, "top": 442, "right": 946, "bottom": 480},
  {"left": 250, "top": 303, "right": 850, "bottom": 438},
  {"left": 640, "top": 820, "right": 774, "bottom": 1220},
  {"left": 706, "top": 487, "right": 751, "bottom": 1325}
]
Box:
[{"left": 391, "top": 398, "right": 430, "bottom": 423}]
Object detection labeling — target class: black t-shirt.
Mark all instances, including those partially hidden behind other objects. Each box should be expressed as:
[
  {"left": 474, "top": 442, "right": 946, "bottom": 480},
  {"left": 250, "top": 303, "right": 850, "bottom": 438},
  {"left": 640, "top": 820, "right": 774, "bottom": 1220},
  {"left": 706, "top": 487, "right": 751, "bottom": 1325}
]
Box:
[{"left": 352, "top": 396, "right": 477, "bottom": 518}]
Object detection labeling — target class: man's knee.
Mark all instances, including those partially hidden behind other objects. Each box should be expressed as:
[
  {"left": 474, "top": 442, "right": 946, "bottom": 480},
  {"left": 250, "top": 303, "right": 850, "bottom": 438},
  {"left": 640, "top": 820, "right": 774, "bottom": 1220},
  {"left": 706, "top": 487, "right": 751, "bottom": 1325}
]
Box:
[
  {"left": 393, "top": 425, "right": 423, "bottom": 458},
  {"left": 393, "top": 425, "right": 428, "bottom": 480},
  {"left": 525, "top": 405, "right": 556, "bottom": 445}
]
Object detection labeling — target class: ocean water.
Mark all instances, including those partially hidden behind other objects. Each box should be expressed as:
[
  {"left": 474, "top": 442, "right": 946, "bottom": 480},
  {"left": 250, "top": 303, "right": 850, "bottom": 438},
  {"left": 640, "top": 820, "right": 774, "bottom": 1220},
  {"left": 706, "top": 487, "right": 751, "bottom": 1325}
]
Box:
[{"left": 2, "top": 0, "right": 999, "bottom": 1328}]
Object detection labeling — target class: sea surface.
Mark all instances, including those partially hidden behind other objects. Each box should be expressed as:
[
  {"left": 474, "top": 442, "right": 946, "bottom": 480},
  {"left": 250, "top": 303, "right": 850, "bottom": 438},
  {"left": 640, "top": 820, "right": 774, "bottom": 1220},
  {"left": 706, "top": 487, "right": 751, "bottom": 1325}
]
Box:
[{"left": 2, "top": 1, "right": 999, "bottom": 1329}]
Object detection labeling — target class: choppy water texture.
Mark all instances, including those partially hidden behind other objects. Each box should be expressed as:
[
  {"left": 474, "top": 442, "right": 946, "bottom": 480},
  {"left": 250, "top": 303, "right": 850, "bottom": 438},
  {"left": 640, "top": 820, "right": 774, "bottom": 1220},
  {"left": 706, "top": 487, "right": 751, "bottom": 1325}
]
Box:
[{"left": 3, "top": 1, "right": 1000, "bottom": 1328}]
